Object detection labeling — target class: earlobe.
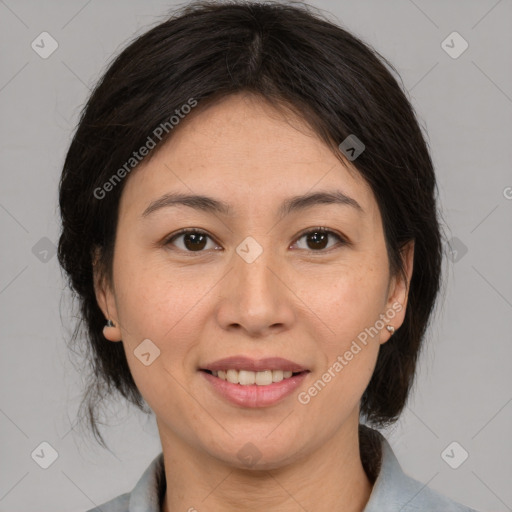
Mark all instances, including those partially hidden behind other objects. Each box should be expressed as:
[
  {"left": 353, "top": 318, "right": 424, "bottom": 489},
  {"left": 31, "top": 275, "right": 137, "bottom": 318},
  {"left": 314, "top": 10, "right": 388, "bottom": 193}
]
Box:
[
  {"left": 385, "top": 325, "right": 395, "bottom": 336},
  {"left": 103, "top": 318, "right": 122, "bottom": 342}
]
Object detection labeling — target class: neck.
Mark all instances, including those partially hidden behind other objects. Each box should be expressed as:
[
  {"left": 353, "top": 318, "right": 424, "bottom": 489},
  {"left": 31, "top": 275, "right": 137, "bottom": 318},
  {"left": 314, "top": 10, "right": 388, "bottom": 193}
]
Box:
[{"left": 159, "top": 419, "right": 375, "bottom": 512}]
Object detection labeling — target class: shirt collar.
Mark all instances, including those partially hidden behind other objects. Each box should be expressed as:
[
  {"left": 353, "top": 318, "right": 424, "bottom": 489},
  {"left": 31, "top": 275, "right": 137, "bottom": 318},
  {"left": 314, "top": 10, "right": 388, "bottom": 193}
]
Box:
[
  {"left": 128, "top": 451, "right": 165, "bottom": 512},
  {"left": 363, "top": 431, "right": 427, "bottom": 511}
]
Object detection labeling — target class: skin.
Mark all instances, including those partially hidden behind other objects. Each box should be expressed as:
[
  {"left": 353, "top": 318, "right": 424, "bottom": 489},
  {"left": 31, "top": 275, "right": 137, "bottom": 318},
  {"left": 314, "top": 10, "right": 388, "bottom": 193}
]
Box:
[{"left": 94, "top": 92, "right": 414, "bottom": 512}]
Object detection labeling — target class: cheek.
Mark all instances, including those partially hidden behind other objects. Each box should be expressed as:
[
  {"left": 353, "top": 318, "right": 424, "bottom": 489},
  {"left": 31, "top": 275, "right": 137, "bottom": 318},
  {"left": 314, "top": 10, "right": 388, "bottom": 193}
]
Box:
[
  {"left": 299, "top": 262, "right": 386, "bottom": 396},
  {"left": 112, "top": 263, "right": 201, "bottom": 413},
  {"left": 303, "top": 301, "right": 382, "bottom": 417},
  {"left": 113, "top": 246, "right": 199, "bottom": 336},
  {"left": 297, "top": 262, "right": 387, "bottom": 342}
]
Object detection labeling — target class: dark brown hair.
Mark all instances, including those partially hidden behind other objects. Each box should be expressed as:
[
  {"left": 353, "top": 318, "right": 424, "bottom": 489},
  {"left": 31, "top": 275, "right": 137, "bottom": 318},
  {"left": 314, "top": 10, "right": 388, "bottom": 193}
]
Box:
[{"left": 58, "top": 0, "right": 446, "bottom": 449}]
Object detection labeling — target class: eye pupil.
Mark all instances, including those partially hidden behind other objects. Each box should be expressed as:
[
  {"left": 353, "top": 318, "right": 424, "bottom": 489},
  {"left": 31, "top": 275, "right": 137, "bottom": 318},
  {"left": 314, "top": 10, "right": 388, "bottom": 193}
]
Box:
[
  {"left": 184, "top": 233, "right": 207, "bottom": 251},
  {"left": 307, "top": 231, "right": 328, "bottom": 250}
]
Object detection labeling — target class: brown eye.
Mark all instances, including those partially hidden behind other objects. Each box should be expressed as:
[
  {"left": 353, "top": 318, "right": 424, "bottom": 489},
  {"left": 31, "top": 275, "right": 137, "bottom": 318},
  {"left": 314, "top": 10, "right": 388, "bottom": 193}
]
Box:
[
  {"left": 164, "top": 227, "right": 346, "bottom": 254},
  {"left": 166, "top": 229, "right": 218, "bottom": 252},
  {"left": 293, "top": 228, "right": 346, "bottom": 252}
]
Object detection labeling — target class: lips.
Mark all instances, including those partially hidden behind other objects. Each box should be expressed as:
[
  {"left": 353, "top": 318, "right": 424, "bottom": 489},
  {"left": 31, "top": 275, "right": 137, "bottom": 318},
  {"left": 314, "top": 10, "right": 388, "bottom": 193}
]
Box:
[
  {"left": 200, "top": 355, "right": 309, "bottom": 373},
  {"left": 201, "top": 368, "right": 309, "bottom": 407}
]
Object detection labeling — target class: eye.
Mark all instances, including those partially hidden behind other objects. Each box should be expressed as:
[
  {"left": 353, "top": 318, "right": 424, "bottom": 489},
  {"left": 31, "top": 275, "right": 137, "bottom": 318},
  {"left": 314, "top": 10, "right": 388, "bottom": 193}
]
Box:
[
  {"left": 164, "top": 228, "right": 221, "bottom": 253},
  {"left": 292, "top": 227, "right": 347, "bottom": 252},
  {"left": 164, "top": 227, "right": 347, "bottom": 254}
]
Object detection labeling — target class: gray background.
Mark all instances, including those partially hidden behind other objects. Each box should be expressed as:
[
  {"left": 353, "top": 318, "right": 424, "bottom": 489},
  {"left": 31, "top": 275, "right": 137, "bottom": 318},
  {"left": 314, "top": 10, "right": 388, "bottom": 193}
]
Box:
[{"left": 0, "top": 0, "right": 511, "bottom": 511}]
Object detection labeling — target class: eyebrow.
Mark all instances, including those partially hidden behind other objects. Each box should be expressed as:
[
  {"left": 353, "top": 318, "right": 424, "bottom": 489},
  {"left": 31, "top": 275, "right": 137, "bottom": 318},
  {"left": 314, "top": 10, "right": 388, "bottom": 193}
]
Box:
[{"left": 141, "top": 189, "right": 364, "bottom": 219}]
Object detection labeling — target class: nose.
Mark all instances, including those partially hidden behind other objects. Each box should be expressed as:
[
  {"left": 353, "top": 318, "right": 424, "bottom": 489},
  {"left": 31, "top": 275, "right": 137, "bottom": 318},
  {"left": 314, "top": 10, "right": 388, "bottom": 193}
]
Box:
[{"left": 214, "top": 241, "right": 295, "bottom": 337}]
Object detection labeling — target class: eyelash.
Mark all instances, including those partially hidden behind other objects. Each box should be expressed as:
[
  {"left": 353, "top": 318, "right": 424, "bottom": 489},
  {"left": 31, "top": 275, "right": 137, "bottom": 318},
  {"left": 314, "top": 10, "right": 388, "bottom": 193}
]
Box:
[{"left": 163, "top": 227, "right": 348, "bottom": 255}]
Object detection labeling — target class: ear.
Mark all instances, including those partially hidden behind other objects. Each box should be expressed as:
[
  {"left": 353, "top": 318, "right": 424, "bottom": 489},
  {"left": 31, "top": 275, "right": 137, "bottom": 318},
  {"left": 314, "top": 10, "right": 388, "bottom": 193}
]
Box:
[
  {"left": 92, "top": 246, "right": 122, "bottom": 342},
  {"left": 381, "top": 240, "right": 415, "bottom": 343}
]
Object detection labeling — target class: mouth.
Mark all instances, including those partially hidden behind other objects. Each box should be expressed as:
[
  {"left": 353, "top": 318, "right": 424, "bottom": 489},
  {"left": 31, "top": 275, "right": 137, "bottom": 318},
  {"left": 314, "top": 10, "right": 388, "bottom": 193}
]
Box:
[
  {"left": 199, "top": 368, "right": 310, "bottom": 408},
  {"left": 199, "top": 356, "right": 310, "bottom": 406},
  {"left": 200, "top": 368, "right": 308, "bottom": 386}
]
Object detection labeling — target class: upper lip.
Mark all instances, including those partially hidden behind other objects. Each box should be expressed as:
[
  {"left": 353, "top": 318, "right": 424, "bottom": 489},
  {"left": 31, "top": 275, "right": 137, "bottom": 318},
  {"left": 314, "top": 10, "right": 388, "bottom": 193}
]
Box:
[{"left": 201, "top": 356, "right": 309, "bottom": 373}]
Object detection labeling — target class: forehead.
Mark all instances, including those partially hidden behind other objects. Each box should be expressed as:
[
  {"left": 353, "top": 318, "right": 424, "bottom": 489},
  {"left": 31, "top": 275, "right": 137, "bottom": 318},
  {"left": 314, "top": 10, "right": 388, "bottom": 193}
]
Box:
[{"left": 120, "top": 93, "right": 377, "bottom": 222}]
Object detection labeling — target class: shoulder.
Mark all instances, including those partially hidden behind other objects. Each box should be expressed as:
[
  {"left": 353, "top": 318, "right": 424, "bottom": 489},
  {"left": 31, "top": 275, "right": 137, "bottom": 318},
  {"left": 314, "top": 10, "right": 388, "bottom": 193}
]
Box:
[
  {"left": 82, "top": 452, "right": 165, "bottom": 512},
  {"left": 85, "top": 492, "right": 130, "bottom": 512},
  {"left": 396, "top": 477, "right": 480, "bottom": 512},
  {"left": 362, "top": 427, "right": 481, "bottom": 512}
]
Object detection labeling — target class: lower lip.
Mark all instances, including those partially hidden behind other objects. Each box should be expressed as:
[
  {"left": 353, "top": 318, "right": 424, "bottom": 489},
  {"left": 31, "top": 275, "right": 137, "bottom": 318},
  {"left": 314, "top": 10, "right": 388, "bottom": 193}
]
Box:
[{"left": 200, "top": 370, "right": 309, "bottom": 408}]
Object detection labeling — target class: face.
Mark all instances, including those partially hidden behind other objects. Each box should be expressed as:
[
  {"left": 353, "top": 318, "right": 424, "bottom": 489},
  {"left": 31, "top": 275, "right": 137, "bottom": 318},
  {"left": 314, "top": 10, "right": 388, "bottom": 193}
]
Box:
[{"left": 94, "top": 92, "right": 413, "bottom": 469}]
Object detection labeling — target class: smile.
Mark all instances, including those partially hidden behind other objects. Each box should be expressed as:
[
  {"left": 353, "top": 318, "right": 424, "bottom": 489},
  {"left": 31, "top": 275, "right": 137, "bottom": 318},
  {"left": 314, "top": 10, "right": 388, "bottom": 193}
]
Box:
[
  {"left": 207, "top": 369, "right": 298, "bottom": 386},
  {"left": 200, "top": 369, "right": 309, "bottom": 407}
]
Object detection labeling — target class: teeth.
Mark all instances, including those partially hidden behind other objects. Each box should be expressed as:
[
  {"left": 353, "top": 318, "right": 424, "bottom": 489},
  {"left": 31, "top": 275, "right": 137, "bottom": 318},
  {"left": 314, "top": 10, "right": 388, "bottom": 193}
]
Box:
[{"left": 213, "top": 369, "right": 295, "bottom": 385}]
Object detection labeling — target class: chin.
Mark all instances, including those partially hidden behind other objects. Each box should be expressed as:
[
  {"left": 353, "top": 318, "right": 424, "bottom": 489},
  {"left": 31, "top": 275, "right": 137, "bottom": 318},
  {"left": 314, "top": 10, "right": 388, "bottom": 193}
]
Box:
[{"left": 206, "top": 434, "right": 305, "bottom": 471}]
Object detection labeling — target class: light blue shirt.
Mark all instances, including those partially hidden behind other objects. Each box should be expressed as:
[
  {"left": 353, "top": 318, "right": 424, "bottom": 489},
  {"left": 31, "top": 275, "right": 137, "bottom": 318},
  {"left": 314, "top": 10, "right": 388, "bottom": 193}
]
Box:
[{"left": 86, "top": 431, "right": 479, "bottom": 511}]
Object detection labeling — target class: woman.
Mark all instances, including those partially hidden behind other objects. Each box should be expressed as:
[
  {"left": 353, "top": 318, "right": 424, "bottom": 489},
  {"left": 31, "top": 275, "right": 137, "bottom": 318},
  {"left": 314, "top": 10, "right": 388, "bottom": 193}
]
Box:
[{"left": 57, "top": 1, "right": 480, "bottom": 510}]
